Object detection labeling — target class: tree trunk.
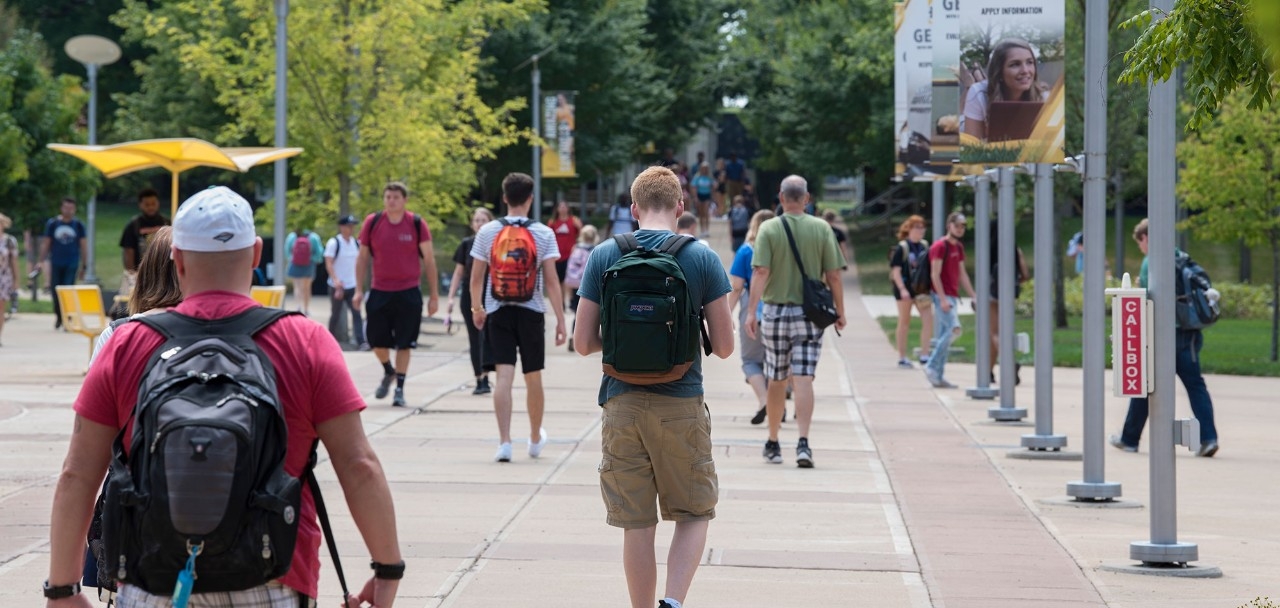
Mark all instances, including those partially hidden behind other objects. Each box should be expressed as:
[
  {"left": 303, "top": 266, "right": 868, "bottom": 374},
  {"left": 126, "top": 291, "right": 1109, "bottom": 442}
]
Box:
[
  {"left": 338, "top": 172, "right": 352, "bottom": 217},
  {"left": 1272, "top": 233, "right": 1278, "bottom": 362},
  {"left": 1240, "top": 239, "right": 1252, "bottom": 283}
]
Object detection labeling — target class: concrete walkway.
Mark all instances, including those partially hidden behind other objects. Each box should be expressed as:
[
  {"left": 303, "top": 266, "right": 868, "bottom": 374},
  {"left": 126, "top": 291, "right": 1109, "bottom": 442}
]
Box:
[{"left": 0, "top": 220, "right": 1275, "bottom": 607}]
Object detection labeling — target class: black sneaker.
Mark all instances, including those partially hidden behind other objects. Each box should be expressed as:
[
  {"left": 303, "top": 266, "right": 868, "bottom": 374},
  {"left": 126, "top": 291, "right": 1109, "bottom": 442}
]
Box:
[
  {"left": 472, "top": 377, "right": 492, "bottom": 395},
  {"left": 796, "top": 438, "right": 814, "bottom": 468},
  {"left": 750, "top": 406, "right": 767, "bottom": 425},
  {"left": 392, "top": 387, "right": 407, "bottom": 407},
  {"left": 763, "top": 440, "right": 783, "bottom": 464},
  {"left": 375, "top": 373, "right": 394, "bottom": 399},
  {"left": 658, "top": 601, "right": 676, "bottom": 608}
]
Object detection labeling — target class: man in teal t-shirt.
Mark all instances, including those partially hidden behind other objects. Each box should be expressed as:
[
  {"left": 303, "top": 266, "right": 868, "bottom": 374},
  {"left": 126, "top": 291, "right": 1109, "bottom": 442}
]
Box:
[{"left": 573, "top": 166, "right": 734, "bottom": 608}]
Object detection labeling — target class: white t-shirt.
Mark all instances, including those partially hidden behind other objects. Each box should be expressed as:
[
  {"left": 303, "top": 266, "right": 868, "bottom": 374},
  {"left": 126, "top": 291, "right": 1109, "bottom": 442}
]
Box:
[
  {"left": 469, "top": 216, "right": 559, "bottom": 314},
  {"left": 324, "top": 235, "right": 359, "bottom": 288}
]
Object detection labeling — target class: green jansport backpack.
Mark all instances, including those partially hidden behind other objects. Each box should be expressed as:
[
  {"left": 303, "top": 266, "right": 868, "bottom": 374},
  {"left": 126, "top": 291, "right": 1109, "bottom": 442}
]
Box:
[{"left": 600, "top": 233, "right": 706, "bottom": 385}]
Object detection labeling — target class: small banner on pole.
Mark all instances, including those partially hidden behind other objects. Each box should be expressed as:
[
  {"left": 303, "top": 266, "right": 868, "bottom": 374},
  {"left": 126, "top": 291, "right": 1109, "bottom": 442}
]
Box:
[
  {"left": 894, "top": 0, "right": 972, "bottom": 181},
  {"left": 957, "top": 0, "right": 1066, "bottom": 164},
  {"left": 541, "top": 91, "right": 576, "bottom": 178}
]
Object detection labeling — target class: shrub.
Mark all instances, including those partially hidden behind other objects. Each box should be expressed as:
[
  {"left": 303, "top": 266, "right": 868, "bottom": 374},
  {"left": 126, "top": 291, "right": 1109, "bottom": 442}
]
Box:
[{"left": 1015, "top": 276, "right": 1274, "bottom": 321}]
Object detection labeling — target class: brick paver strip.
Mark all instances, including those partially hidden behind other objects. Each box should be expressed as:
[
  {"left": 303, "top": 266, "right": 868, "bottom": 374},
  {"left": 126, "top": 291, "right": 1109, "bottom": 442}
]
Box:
[{"left": 839, "top": 280, "right": 1107, "bottom": 608}]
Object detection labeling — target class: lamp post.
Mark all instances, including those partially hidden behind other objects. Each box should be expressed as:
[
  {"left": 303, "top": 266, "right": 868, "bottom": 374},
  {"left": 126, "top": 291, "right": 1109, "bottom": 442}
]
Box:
[
  {"left": 65, "top": 35, "right": 121, "bottom": 285},
  {"left": 273, "top": 0, "right": 289, "bottom": 286},
  {"left": 517, "top": 44, "right": 557, "bottom": 223}
]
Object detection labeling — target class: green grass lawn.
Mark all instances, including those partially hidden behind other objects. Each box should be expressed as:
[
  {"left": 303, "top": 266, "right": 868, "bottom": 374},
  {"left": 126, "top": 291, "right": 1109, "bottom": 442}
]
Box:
[
  {"left": 88, "top": 202, "right": 138, "bottom": 292},
  {"left": 876, "top": 315, "right": 1280, "bottom": 377}
]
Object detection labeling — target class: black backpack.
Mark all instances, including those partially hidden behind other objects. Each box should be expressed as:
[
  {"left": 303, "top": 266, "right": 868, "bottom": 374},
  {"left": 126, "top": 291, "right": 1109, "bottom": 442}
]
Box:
[
  {"left": 1175, "top": 251, "right": 1220, "bottom": 330},
  {"left": 101, "top": 308, "right": 309, "bottom": 594},
  {"left": 895, "top": 239, "right": 932, "bottom": 296}
]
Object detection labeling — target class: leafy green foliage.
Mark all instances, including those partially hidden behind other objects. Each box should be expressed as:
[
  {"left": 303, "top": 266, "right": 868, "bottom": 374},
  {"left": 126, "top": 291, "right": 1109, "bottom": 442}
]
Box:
[
  {"left": 1119, "top": 0, "right": 1275, "bottom": 130},
  {"left": 724, "top": 0, "right": 892, "bottom": 178},
  {"left": 0, "top": 8, "right": 100, "bottom": 231}
]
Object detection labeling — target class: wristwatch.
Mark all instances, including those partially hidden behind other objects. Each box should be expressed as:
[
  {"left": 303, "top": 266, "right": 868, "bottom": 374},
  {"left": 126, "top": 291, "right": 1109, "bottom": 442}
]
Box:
[
  {"left": 43, "top": 580, "right": 81, "bottom": 599},
  {"left": 370, "top": 560, "right": 406, "bottom": 580}
]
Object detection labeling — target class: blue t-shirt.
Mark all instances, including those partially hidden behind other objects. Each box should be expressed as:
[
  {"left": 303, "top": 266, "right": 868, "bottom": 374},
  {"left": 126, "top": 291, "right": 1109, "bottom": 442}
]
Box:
[
  {"left": 44, "top": 217, "right": 86, "bottom": 266},
  {"left": 692, "top": 175, "right": 714, "bottom": 196},
  {"left": 577, "top": 229, "right": 732, "bottom": 406},
  {"left": 729, "top": 243, "right": 764, "bottom": 318},
  {"left": 725, "top": 159, "right": 746, "bottom": 181}
]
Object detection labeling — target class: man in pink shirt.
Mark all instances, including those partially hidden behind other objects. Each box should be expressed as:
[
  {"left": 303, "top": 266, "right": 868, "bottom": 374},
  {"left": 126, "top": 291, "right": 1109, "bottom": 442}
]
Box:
[
  {"left": 354, "top": 182, "right": 441, "bottom": 407},
  {"left": 44, "top": 187, "right": 402, "bottom": 607}
]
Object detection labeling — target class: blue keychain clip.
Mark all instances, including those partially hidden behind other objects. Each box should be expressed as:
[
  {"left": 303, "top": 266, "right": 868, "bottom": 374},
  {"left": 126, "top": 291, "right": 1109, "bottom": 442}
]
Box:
[{"left": 172, "top": 541, "right": 202, "bottom": 608}]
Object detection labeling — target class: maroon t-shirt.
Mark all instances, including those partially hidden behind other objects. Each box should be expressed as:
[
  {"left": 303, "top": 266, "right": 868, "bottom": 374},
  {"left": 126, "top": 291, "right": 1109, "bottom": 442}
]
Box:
[
  {"left": 929, "top": 237, "right": 966, "bottom": 297},
  {"left": 359, "top": 212, "right": 432, "bottom": 292}
]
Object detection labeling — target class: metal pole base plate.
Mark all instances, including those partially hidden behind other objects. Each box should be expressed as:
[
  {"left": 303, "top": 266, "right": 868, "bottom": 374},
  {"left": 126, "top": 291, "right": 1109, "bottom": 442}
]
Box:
[
  {"left": 966, "top": 387, "right": 999, "bottom": 400},
  {"left": 1129, "top": 541, "right": 1199, "bottom": 564},
  {"left": 1099, "top": 561, "right": 1221, "bottom": 578},
  {"left": 1066, "top": 481, "right": 1122, "bottom": 500},
  {"left": 1007, "top": 448, "right": 1081, "bottom": 461},
  {"left": 987, "top": 406, "right": 1027, "bottom": 421},
  {"left": 1021, "top": 434, "right": 1068, "bottom": 449}
]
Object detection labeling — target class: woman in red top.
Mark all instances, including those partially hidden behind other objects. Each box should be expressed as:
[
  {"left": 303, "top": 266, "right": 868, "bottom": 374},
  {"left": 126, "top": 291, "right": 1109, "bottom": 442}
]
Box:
[{"left": 547, "top": 201, "right": 581, "bottom": 297}]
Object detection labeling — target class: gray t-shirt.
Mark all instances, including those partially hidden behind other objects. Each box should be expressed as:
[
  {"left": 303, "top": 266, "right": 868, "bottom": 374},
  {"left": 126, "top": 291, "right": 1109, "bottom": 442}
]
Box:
[
  {"left": 577, "top": 229, "right": 732, "bottom": 406},
  {"left": 470, "top": 216, "right": 560, "bottom": 314}
]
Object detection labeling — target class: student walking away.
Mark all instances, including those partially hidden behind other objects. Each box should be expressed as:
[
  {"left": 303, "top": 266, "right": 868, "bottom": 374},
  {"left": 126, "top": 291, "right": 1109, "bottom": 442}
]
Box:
[
  {"left": 284, "top": 227, "right": 323, "bottom": 315},
  {"left": 469, "top": 173, "right": 567, "bottom": 462},
  {"left": 889, "top": 215, "right": 933, "bottom": 368},
  {"left": 986, "top": 219, "right": 1029, "bottom": 384},
  {"left": 676, "top": 212, "right": 711, "bottom": 247},
  {"left": 728, "top": 195, "right": 751, "bottom": 252},
  {"left": 744, "top": 175, "right": 846, "bottom": 468},
  {"left": 447, "top": 207, "right": 496, "bottom": 395},
  {"left": 547, "top": 201, "right": 582, "bottom": 307},
  {"left": 573, "top": 166, "right": 734, "bottom": 608},
  {"left": 41, "top": 197, "right": 87, "bottom": 330},
  {"left": 691, "top": 163, "right": 716, "bottom": 236},
  {"left": 562, "top": 224, "right": 599, "bottom": 315},
  {"left": 1111, "top": 219, "right": 1221, "bottom": 457},
  {"left": 724, "top": 153, "right": 746, "bottom": 202},
  {"left": 924, "top": 212, "right": 977, "bottom": 388},
  {"left": 325, "top": 214, "right": 365, "bottom": 349},
  {"left": 354, "top": 181, "right": 441, "bottom": 407},
  {"left": 46, "top": 186, "right": 402, "bottom": 608},
  {"left": 730, "top": 209, "right": 784, "bottom": 425},
  {"left": 1066, "top": 231, "right": 1084, "bottom": 275},
  {"left": 609, "top": 193, "right": 638, "bottom": 237},
  {"left": 822, "top": 209, "right": 852, "bottom": 264}
]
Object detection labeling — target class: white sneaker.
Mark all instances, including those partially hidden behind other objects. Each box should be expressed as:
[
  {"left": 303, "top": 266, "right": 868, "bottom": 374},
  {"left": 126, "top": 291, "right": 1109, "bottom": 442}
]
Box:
[
  {"left": 494, "top": 442, "right": 513, "bottom": 463},
  {"left": 528, "top": 428, "right": 548, "bottom": 458}
]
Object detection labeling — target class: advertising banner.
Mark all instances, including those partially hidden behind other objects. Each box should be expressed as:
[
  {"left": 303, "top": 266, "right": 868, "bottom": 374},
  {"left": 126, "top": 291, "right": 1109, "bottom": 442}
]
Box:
[
  {"left": 929, "top": 0, "right": 962, "bottom": 167},
  {"left": 896, "top": 0, "right": 970, "bottom": 181},
  {"left": 541, "top": 91, "right": 576, "bottom": 178},
  {"left": 957, "top": 0, "right": 1066, "bottom": 164}
]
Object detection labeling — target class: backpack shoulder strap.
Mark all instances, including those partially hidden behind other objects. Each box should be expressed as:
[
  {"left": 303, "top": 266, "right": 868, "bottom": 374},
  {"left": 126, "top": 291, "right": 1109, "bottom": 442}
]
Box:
[
  {"left": 613, "top": 233, "right": 640, "bottom": 254},
  {"left": 657, "top": 234, "right": 696, "bottom": 255},
  {"left": 135, "top": 307, "right": 296, "bottom": 341},
  {"left": 366, "top": 212, "right": 384, "bottom": 258},
  {"left": 304, "top": 439, "right": 352, "bottom": 604}
]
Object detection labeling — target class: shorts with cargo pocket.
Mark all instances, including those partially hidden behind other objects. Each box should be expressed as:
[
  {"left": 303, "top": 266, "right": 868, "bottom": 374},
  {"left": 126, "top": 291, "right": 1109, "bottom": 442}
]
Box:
[{"left": 598, "top": 392, "right": 718, "bottom": 529}]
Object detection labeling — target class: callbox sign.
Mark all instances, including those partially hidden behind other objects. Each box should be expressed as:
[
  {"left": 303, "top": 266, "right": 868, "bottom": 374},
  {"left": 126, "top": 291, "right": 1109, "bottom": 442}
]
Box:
[{"left": 1108, "top": 278, "right": 1150, "bottom": 398}]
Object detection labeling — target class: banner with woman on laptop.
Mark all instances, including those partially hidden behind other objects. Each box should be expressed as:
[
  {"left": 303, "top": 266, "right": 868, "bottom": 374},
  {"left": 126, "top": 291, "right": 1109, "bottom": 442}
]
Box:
[{"left": 956, "top": 0, "right": 1065, "bottom": 164}]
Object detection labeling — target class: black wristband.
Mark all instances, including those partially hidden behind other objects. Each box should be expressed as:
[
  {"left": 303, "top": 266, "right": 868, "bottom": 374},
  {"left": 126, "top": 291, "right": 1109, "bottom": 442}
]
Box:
[
  {"left": 371, "top": 560, "right": 406, "bottom": 580},
  {"left": 43, "top": 580, "right": 81, "bottom": 599}
]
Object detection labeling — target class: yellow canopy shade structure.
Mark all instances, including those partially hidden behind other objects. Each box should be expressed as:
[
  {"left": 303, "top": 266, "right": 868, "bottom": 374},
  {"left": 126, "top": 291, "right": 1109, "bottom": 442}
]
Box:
[{"left": 48, "top": 138, "right": 303, "bottom": 215}]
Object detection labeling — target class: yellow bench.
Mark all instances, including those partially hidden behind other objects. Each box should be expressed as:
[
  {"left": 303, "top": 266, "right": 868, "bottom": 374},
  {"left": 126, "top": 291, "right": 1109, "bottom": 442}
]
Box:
[
  {"left": 250, "top": 285, "right": 286, "bottom": 309},
  {"left": 56, "top": 285, "right": 109, "bottom": 364}
]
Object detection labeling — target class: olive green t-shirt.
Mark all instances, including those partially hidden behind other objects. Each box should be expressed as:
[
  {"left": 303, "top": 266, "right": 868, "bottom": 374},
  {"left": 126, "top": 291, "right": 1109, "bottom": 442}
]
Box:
[{"left": 751, "top": 213, "right": 846, "bottom": 305}]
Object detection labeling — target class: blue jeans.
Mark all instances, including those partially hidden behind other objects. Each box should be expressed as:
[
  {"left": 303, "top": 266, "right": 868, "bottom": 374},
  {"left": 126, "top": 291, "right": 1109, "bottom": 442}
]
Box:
[
  {"left": 50, "top": 263, "right": 77, "bottom": 328},
  {"left": 926, "top": 294, "right": 960, "bottom": 379},
  {"left": 1120, "top": 329, "right": 1217, "bottom": 447}
]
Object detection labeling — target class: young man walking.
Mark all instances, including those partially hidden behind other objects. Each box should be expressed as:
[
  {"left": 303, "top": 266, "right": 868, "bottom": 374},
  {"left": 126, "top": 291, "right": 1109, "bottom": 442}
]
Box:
[
  {"left": 45, "top": 186, "right": 402, "bottom": 607},
  {"left": 118, "top": 188, "right": 169, "bottom": 273},
  {"left": 469, "top": 173, "right": 567, "bottom": 462},
  {"left": 354, "top": 182, "right": 441, "bottom": 407},
  {"left": 325, "top": 213, "right": 365, "bottom": 349},
  {"left": 40, "top": 197, "right": 87, "bottom": 330},
  {"left": 924, "top": 211, "right": 976, "bottom": 388},
  {"left": 745, "top": 175, "right": 846, "bottom": 467},
  {"left": 574, "top": 165, "right": 735, "bottom": 608},
  {"left": 1111, "top": 219, "right": 1220, "bottom": 456}
]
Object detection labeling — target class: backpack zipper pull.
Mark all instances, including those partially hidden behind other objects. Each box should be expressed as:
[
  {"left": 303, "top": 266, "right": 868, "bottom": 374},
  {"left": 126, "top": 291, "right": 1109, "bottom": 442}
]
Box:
[
  {"left": 261, "top": 534, "right": 272, "bottom": 560},
  {"left": 150, "top": 431, "right": 162, "bottom": 454}
]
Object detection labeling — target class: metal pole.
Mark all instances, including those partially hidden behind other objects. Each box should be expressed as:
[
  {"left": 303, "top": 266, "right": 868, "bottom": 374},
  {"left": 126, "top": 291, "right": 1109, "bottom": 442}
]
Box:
[
  {"left": 531, "top": 58, "right": 542, "bottom": 222},
  {"left": 1130, "top": 0, "right": 1198, "bottom": 565},
  {"left": 272, "top": 0, "right": 289, "bottom": 287},
  {"left": 932, "top": 180, "right": 945, "bottom": 242},
  {"left": 966, "top": 173, "right": 997, "bottom": 400},
  {"left": 1023, "top": 164, "right": 1067, "bottom": 448},
  {"left": 84, "top": 63, "right": 99, "bottom": 283},
  {"left": 990, "top": 167, "right": 1026, "bottom": 420},
  {"left": 1067, "top": 0, "right": 1122, "bottom": 501}
]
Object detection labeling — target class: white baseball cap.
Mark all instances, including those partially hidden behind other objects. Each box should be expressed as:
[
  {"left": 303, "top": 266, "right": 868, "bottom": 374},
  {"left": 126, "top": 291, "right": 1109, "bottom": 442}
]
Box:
[{"left": 172, "top": 186, "right": 257, "bottom": 252}]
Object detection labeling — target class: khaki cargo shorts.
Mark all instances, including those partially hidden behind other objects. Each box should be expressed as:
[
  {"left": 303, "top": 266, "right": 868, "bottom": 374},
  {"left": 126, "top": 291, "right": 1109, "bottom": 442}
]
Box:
[{"left": 598, "top": 392, "right": 719, "bottom": 529}]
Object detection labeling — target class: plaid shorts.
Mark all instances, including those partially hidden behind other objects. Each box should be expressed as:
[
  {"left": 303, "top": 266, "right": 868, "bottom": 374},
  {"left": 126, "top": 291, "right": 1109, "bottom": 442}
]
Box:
[
  {"left": 116, "top": 581, "right": 313, "bottom": 607},
  {"left": 761, "top": 303, "right": 824, "bottom": 381}
]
